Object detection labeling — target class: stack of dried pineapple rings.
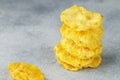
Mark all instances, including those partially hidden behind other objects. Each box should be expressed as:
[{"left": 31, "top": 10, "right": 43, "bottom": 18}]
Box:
[{"left": 54, "top": 5, "right": 103, "bottom": 71}]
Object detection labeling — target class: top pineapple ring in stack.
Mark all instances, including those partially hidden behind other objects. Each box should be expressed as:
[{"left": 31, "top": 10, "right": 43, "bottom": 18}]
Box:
[{"left": 61, "top": 5, "right": 103, "bottom": 31}]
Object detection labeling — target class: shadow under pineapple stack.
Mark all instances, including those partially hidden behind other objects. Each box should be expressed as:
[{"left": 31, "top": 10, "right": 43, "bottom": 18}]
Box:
[{"left": 54, "top": 5, "right": 103, "bottom": 71}]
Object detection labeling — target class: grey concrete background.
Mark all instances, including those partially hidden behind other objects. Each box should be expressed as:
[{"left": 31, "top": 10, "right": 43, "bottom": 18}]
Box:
[{"left": 0, "top": 0, "right": 120, "bottom": 80}]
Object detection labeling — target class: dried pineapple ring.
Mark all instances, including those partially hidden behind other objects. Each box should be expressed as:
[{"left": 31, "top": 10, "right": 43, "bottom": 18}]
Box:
[
  {"left": 60, "top": 37, "right": 102, "bottom": 59},
  {"left": 61, "top": 36, "right": 102, "bottom": 49},
  {"left": 61, "top": 37, "right": 102, "bottom": 50},
  {"left": 54, "top": 43, "right": 100, "bottom": 67},
  {"left": 8, "top": 62, "right": 44, "bottom": 80},
  {"left": 60, "top": 24, "right": 103, "bottom": 42},
  {"left": 56, "top": 53, "right": 101, "bottom": 71},
  {"left": 61, "top": 5, "right": 103, "bottom": 31}
]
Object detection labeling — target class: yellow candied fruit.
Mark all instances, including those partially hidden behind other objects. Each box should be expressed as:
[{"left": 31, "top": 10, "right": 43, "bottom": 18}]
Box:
[
  {"left": 8, "top": 62, "right": 44, "bottom": 80},
  {"left": 54, "top": 43, "right": 101, "bottom": 68},
  {"left": 60, "top": 24, "right": 103, "bottom": 42},
  {"left": 61, "top": 37, "right": 102, "bottom": 50},
  {"left": 61, "top": 5, "right": 103, "bottom": 31},
  {"left": 56, "top": 54, "right": 101, "bottom": 71},
  {"left": 60, "top": 38, "right": 102, "bottom": 59}
]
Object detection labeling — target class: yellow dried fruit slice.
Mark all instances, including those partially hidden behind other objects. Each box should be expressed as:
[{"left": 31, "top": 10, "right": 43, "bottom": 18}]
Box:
[
  {"left": 54, "top": 43, "right": 99, "bottom": 67},
  {"left": 60, "top": 24, "right": 103, "bottom": 42},
  {"left": 61, "top": 37, "right": 102, "bottom": 51},
  {"left": 54, "top": 43, "right": 102, "bottom": 71},
  {"left": 57, "top": 55, "right": 101, "bottom": 71},
  {"left": 61, "top": 5, "right": 103, "bottom": 31},
  {"left": 61, "top": 37, "right": 102, "bottom": 59},
  {"left": 8, "top": 62, "right": 44, "bottom": 80},
  {"left": 56, "top": 52, "right": 101, "bottom": 71}
]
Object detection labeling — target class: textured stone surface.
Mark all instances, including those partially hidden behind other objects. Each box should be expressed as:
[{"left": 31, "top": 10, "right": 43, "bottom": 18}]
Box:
[{"left": 0, "top": 0, "right": 120, "bottom": 80}]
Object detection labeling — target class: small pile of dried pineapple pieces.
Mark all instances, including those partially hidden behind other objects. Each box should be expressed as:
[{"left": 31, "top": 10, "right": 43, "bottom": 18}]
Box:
[
  {"left": 54, "top": 5, "right": 103, "bottom": 71},
  {"left": 8, "top": 62, "right": 44, "bottom": 80}
]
